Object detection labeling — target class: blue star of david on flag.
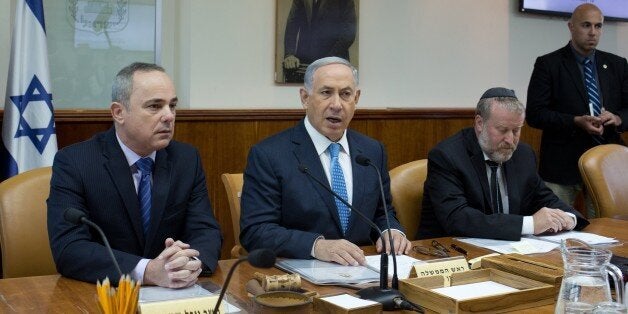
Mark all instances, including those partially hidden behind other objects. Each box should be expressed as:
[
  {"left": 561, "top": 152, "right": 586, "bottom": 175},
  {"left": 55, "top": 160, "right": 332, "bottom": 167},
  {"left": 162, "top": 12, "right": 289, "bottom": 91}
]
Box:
[{"left": 9, "top": 75, "right": 56, "bottom": 154}]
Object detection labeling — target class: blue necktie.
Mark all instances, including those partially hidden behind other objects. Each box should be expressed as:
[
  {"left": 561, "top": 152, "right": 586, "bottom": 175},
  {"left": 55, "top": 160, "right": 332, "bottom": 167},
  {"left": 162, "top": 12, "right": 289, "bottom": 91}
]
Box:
[
  {"left": 583, "top": 57, "right": 607, "bottom": 145},
  {"left": 136, "top": 157, "right": 154, "bottom": 236},
  {"left": 329, "top": 143, "right": 350, "bottom": 233},
  {"left": 583, "top": 58, "right": 602, "bottom": 116}
]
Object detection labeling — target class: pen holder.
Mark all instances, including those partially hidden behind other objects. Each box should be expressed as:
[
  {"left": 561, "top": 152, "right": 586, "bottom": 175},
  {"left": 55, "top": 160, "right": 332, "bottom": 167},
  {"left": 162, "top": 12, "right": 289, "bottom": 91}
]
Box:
[{"left": 96, "top": 275, "right": 140, "bottom": 314}]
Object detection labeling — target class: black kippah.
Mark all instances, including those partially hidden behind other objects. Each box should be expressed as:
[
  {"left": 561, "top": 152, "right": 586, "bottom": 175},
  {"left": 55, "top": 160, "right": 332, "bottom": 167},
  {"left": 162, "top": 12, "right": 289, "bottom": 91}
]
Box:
[{"left": 480, "top": 87, "right": 517, "bottom": 100}]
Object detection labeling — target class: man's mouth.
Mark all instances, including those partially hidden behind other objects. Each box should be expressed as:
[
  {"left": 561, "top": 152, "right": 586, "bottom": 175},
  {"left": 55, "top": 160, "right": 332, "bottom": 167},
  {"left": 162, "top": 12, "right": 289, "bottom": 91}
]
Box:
[{"left": 326, "top": 117, "right": 342, "bottom": 124}]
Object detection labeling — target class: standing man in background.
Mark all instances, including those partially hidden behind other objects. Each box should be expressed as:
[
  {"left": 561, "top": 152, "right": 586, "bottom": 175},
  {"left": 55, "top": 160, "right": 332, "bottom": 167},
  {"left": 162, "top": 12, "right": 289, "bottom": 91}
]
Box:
[
  {"left": 48, "top": 63, "right": 222, "bottom": 287},
  {"left": 526, "top": 3, "right": 628, "bottom": 218}
]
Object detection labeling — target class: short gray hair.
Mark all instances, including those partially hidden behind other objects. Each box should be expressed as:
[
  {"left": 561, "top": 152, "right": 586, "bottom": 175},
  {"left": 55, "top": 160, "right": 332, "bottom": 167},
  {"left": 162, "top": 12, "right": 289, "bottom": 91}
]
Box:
[
  {"left": 111, "top": 62, "right": 165, "bottom": 109},
  {"left": 303, "top": 57, "right": 358, "bottom": 93},
  {"left": 476, "top": 96, "right": 525, "bottom": 120}
]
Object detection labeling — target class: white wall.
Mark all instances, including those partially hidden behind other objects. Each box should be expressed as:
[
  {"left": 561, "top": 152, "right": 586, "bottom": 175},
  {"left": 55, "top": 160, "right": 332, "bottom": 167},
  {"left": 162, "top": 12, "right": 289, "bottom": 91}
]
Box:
[{"left": 2, "top": 0, "right": 628, "bottom": 109}]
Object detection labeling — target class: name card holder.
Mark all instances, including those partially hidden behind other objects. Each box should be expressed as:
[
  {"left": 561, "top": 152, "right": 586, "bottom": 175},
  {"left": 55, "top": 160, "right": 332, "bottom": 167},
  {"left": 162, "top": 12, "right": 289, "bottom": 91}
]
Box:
[
  {"left": 410, "top": 255, "right": 469, "bottom": 287},
  {"left": 138, "top": 294, "right": 224, "bottom": 314}
]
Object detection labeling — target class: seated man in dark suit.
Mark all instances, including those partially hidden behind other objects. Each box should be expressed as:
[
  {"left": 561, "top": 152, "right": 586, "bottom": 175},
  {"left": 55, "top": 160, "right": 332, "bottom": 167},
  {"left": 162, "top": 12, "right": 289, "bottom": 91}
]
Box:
[
  {"left": 417, "top": 87, "right": 589, "bottom": 240},
  {"left": 47, "top": 63, "right": 222, "bottom": 287},
  {"left": 240, "top": 57, "right": 411, "bottom": 266}
]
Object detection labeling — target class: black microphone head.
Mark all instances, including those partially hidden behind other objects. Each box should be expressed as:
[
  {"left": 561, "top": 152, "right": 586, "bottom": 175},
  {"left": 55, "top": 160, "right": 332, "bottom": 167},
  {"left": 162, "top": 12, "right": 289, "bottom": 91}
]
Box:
[
  {"left": 63, "top": 207, "right": 87, "bottom": 225},
  {"left": 298, "top": 164, "right": 309, "bottom": 173},
  {"left": 355, "top": 155, "right": 371, "bottom": 166},
  {"left": 246, "top": 249, "right": 276, "bottom": 268}
]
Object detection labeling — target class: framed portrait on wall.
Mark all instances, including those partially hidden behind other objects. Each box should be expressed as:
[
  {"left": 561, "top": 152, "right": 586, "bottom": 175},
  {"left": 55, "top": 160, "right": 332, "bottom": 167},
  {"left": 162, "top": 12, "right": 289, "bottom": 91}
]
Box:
[{"left": 275, "top": 0, "right": 359, "bottom": 84}]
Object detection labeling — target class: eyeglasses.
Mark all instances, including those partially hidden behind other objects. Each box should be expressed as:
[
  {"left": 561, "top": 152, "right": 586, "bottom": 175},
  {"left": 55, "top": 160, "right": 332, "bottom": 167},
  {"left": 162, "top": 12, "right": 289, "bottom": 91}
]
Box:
[{"left": 412, "top": 240, "right": 451, "bottom": 258}]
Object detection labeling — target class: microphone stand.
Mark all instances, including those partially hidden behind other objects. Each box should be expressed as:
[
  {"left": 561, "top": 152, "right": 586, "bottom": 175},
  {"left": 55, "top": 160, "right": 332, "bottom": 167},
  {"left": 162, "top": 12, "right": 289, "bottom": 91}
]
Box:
[{"left": 299, "top": 165, "right": 403, "bottom": 310}]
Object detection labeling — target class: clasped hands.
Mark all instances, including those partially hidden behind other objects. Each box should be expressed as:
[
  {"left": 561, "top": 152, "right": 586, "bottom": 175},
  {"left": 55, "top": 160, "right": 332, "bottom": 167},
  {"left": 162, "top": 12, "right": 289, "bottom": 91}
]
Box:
[
  {"left": 144, "top": 238, "right": 203, "bottom": 288},
  {"left": 575, "top": 108, "right": 622, "bottom": 136},
  {"left": 313, "top": 230, "right": 412, "bottom": 266},
  {"left": 533, "top": 207, "right": 577, "bottom": 235}
]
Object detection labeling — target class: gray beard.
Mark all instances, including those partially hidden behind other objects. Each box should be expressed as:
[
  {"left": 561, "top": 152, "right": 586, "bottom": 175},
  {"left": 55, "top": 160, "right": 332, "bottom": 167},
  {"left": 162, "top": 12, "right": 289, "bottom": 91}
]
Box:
[{"left": 478, "top": 129, "right": 516, "bottom": 163}]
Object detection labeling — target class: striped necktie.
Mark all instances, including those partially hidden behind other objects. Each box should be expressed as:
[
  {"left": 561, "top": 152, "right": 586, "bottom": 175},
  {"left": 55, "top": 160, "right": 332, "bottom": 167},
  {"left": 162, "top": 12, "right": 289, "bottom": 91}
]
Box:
[
  {"left": 136, "top": 157, "right": 154, "bottom": 236},
  {"left": 583, "top": 57, "right": 602, "bottom": 116},
  {"left": 329, "top": 143, "right": 350, "bottom": 233}
]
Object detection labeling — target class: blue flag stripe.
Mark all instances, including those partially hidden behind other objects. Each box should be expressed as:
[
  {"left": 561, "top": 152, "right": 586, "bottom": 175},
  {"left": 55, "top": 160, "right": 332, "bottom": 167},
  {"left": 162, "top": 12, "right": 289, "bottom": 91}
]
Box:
[{"left": 25, "top": 0, "right": 45, "bottom": 32}]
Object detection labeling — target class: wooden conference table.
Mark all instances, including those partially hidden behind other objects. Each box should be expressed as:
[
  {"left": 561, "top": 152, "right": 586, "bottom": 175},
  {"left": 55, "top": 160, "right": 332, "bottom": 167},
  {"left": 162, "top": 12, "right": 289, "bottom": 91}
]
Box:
[{"left": 0, "top": 218, "right": 625, "bottom": 313}]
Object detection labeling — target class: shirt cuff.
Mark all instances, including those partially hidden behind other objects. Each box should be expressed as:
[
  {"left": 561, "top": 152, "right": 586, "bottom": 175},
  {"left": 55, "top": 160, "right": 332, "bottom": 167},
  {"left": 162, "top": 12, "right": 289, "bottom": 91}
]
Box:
[
  {"left": 566, "top": 212, "right": 577, "bottom": 228},
  {"left": 522, "top": 216, "right": 534, "bottom": 235},
  {"left": 383, "top": 228, "right": 406, "bottom": 238},
  {"left": 131, "top": 258, "right": 150, "bottom": 284},
  {"left": 311, "top": 235, "right": 325, "bottom": 258}
]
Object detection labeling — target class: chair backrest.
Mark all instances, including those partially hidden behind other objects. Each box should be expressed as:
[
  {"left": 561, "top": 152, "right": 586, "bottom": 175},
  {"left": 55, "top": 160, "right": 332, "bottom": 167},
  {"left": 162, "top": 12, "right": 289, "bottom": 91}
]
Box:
[
  {"left": 579, "top": 144, "right": 628, "bottom": 219},
  {"left": 221, "top": 173, "right": 247, "bottom": 258},
  {"left": 389, "top": 159, "right": 428, "bottom": 240},
  {"left": 0, "top": 166, "right": 56, "bottom": 278}
]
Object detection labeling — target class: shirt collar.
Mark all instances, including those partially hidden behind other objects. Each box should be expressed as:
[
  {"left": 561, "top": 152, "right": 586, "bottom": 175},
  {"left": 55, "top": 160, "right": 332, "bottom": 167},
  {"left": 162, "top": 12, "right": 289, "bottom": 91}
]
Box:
[
  {"left": 569, "top": 41, "right": 596, "bottom": 63},
  {"left": 304, "top": 117, "right": 350, "bottom": 157},
  {"left": 115, "top": 132, "right": 156, "bottom": 167}
]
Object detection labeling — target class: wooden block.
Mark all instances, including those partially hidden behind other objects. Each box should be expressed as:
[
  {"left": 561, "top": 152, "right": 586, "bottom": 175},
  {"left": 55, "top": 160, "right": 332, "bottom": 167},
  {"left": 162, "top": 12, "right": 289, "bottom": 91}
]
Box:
[
  {"left": 480, "top": 253, "right": 563, "bottom": 293},
  {"left": 399, "top": 268, "right": 555, "bottom": 313}
]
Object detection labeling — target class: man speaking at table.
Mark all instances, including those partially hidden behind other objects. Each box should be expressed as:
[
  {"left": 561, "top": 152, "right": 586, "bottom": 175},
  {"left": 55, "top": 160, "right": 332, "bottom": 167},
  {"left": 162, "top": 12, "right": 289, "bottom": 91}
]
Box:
[
  {"left": 240, "top": 57, "right": 411, "bottom": 266},
  {"left": 47, "top": 63, "right": 222, "bottom": 287},
  {"left": 417, "top": 88, "right": 589, "bottom": 240}
]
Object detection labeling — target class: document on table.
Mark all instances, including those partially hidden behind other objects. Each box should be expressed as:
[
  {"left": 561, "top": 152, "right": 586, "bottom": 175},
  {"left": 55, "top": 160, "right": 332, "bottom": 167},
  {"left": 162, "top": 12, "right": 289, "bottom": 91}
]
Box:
[
  {"left": 432, "top": 281, "right": 518, "bottom": 301},
  {"left": 139, "top": 285, "right": 241, "bottom": 313},
  {"left": 526, "top": 231, "right": 618, "bottom": 245},
  {"left": 364, "top": 254, "right": 425, "bottom": 279},
  {"left": 275, "top": 259, "right": 380, "bottom": 285},
  {"left": 455, "top": 237, "right": 560, "bottom": 254}
]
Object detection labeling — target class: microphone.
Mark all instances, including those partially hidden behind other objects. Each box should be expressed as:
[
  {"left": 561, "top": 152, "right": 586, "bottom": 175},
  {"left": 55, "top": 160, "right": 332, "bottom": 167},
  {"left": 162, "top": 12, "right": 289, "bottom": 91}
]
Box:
[
  {"left": 63, "top": 207, "right": 123, "bottom": 278},
  {"left": 354, "top": 155, "right": 423, "bottom": 312},
  {"left": 298, "top": 164, "right": 404, "bottom": 310},
  {"left": 355, "top": 155, "right": 399, "bottom": 289},
  {"left": 213, "top": 249, "right": 276, "bottom": 314}
]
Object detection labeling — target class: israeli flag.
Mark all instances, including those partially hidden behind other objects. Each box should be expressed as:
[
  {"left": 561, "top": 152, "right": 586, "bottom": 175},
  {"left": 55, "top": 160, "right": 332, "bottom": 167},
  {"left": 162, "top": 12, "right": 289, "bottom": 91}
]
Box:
[{"left": 1, "top": 0, "right": 57, "bottom": 181}]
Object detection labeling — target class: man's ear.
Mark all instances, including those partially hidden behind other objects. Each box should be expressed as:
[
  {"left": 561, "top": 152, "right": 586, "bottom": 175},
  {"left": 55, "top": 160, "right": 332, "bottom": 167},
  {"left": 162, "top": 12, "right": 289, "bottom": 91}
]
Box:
[
  {"left": 300, "top": 88, "right": 309, "bottom": 110},
  {"left": 354, "top": 89, "right": 361, "bottom": 106},
  {"left": 474, "top": 115, "right": 484, "bottom": 134},
  {"left": 111, "top": 102, "right": 125, "bottom": 124}
]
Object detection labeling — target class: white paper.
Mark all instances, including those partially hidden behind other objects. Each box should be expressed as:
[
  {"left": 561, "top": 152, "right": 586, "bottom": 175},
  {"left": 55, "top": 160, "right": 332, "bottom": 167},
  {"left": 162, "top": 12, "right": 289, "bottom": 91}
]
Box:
[
  {"left": 275, "top": 259, "right": 380, "bottom": 285},
  {"left": 432, "top": 281, "right": 518, "bottom": 300},
  {"left": 527, "top": 231, "right": 618, "bottom": 245},
  {"left": 364, "top": 254, "right": 425, "bottom": 279},
  {"left": 139, "top": 285, "right": 240, "bottom": 313},
  {"left": 456, "top": 237, "right": 559, "bottom": 254},
  {"left": 321, "top": 293, "right": 379, "bottom": 309}
]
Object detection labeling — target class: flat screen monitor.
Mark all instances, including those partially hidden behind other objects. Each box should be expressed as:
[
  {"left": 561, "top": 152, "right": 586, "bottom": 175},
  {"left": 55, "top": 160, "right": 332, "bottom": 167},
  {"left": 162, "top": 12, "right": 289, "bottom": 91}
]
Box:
[{"left": 520, "top": 0, "right": 628, "bottom": 22}]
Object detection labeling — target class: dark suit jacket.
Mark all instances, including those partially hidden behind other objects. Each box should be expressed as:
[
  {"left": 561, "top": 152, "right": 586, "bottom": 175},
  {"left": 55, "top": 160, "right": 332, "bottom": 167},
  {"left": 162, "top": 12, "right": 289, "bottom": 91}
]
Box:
[
  {"left": 47, "top": 127, "right": 222, "bottom": 284},
  {"left": 526, "top": 43, "right": 628, "bottom": 185},
  {"left": 239, "top": 120, "right": 403, "bottom": 259},
  {"left": 417, "top": 128, "right": 588, "bottom": 240}
]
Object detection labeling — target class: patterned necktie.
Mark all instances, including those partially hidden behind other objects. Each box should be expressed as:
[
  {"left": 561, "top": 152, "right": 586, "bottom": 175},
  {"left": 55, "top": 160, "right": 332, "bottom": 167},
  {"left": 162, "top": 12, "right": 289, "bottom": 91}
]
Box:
[
  {"left": 136, "top": 157, "right": 154, "bottom": 236},
  {"left": 582, "top": 58, "right": 606, "bottom": 144},
  {"left": 583, "top": 58, "right": 602, "bottom": 116},
  {"left": 486, "top": 160, "right": 502, "bottom": 214},
  {"left": 329, "top": 143, "right": 350, "bottom": 233}
]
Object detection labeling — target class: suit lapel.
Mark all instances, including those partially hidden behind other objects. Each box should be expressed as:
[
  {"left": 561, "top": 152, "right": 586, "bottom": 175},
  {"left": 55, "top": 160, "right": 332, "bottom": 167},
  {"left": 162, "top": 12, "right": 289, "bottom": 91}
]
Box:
[
  {"left": 464, "top": 129, "right": 493, "bottom": 214},
  {"left": 347, "top": 132, "right": 365, "bottom": 232},
  {"left": 144, "top": 149, "right": 171, "bottom": 254},
  {"left": 561, "top": 45, "right": 588, "bottom": 107},
  {"left": 502, "top": 159, "right": 521, "bottom": 215},
  {"left": 102, "top": 129, "right": 145, "bottom": 245},
  {"left": 291, "top": 122, "right": 344, "bottom": 234},
  {"left": 596, "top": 53, "right": 611, "bottom": 109}
]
